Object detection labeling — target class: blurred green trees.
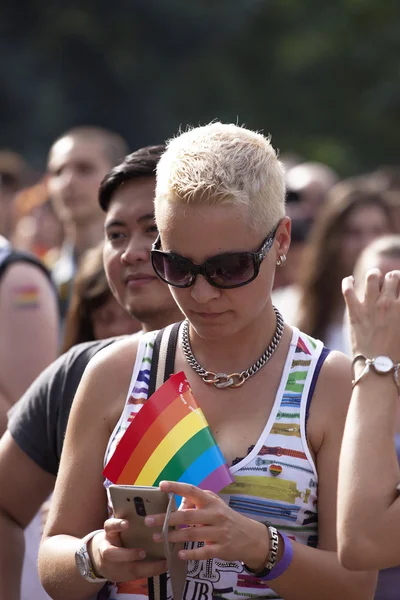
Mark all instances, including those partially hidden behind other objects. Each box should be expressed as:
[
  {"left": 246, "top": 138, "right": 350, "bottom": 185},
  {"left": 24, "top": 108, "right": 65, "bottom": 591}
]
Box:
[{"left": 1, "top": 0, "right": 399, "bottom": 175}]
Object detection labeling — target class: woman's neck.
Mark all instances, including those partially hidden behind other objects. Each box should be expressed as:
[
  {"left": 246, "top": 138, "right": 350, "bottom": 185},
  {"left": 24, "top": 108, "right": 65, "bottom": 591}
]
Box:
[{"left": 187, "top": 303, "right": 283, "bottom": 376}]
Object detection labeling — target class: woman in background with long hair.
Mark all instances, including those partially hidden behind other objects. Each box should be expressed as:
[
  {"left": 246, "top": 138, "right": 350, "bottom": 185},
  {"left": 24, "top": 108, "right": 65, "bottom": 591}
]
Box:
[
  {"left": 296, "top": 182, "right": 393, "bottom": 351},
  {"left": 62, "top": 243, "right": 141, "bottom": 352}
]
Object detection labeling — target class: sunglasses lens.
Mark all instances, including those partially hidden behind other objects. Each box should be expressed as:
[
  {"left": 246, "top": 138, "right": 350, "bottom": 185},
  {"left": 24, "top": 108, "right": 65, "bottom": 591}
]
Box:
[
  {"left": 207, "top": 253, "right": 255, "bottom": 287},
  {"left": 152, "top": 252, "right": 193, "bottom": 287}
]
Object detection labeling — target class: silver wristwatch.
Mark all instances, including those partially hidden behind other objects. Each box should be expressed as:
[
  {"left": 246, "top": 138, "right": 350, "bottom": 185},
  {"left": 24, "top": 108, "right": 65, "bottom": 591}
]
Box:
[
  {"left": 352, "top": 354, "right": 400, "bottom": 394},
  {"left": 75, "top": 529, "right": 108, "bottom": 583}
]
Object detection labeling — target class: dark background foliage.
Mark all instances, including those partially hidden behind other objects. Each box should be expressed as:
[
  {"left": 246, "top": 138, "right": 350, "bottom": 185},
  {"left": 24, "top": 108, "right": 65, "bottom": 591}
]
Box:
[{"left": 1, "top": 0, "right": 399, "bottom": 174}]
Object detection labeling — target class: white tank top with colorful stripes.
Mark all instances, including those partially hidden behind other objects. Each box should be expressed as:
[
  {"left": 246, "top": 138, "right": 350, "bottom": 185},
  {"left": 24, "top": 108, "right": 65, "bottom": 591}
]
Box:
[{"left": 103, "top": 326, "right": 327, "bottom": 600}]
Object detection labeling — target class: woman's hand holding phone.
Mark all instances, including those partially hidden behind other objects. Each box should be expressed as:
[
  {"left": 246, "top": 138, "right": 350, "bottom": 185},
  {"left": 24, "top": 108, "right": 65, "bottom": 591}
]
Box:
[
  {"left": 145, "top": 481, "right": 270, "bottom": 572},
  {"left": 88, "top": 484, "right": 170, "bottom": 582},
  {"left": 89, "top": 519, "right": 167, "bottom": 583}
]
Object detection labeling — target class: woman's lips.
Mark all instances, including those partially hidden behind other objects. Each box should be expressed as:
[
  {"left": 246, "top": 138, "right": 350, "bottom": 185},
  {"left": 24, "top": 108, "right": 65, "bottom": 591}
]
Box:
[{"left": 194, "top": 311, "right": 226, "bottom": 319}]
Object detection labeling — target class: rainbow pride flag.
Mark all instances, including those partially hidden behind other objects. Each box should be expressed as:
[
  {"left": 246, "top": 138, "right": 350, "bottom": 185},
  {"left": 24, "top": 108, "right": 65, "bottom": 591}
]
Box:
[{"left": 103, "top": 372, "right": 233, "bottom": 493}]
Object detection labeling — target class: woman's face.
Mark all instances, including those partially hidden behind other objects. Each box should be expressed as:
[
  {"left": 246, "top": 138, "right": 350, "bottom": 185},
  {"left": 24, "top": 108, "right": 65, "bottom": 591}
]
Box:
[
  {"left": 91, "top": 295, "right": 141, "bottom": 340},
  {"left": 374, "top": 254, "right": 400, "bottom": 278},
  {"left": 156, "top": 202, "right": 290, "bottom": 339},
  {"left": 355, "top": 253, "right": 400, "bottom": 296},
  {"left": 339, "top": 204, "right": 392, "bottom": 274}
]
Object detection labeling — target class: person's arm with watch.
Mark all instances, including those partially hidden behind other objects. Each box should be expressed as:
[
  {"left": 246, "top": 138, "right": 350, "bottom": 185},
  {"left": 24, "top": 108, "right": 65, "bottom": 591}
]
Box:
[
  {"left": 338, "top": 267, "right": 400, "bottom": 571},
  {"left": 38, "top": 340, "right": 168, "bottom": 599}
]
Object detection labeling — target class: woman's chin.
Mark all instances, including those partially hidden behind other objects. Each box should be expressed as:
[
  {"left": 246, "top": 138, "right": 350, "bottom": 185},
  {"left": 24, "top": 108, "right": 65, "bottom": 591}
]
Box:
[{"left": 188, "top": 311, "right": 240, "bottom": 339}]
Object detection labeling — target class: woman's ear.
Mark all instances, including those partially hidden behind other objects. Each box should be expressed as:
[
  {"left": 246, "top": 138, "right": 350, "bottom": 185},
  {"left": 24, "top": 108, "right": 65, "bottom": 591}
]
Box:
[{"left": 275, "top": 216, "right": 291, "bottom": 257}]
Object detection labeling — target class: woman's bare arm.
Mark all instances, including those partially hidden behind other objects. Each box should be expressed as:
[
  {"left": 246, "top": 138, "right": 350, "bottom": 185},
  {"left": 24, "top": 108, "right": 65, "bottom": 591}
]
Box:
[
  {"left": 0, "top": 432, "right": 55, "bottom": 600},
  {"left": 338, "top": 269, "right": 400, "bottom": 570},
  {"left": 38, "top": 338, "right": 166, "bottom": 599},
  {"left": 0, "top": 262, "right": 59, "bottom": 432}
]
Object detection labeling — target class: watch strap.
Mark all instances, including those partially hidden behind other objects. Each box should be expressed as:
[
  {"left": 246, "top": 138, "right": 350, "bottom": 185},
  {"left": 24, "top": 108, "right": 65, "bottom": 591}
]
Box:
[
  {"left": 76, "top": 529, "right": 108, "bottom": 583},
  {"left": 352, "top": 354, "right": 400, "bottom": 394}
]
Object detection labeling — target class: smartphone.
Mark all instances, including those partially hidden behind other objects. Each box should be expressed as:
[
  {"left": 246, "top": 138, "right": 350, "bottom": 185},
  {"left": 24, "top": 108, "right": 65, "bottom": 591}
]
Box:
[{"left": 109, "top": 484, "right": 170, "bottom": 560}]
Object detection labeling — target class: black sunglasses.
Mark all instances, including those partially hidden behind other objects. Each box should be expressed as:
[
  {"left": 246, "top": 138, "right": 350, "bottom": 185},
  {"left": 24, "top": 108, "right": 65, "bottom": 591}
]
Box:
[{"left": 151, "top": 223, "right": 279, "bottom": 289}]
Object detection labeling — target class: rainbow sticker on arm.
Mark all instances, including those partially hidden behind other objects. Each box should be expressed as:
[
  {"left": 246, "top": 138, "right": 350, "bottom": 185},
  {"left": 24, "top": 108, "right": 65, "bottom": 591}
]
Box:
[
  {"left": 12, "top": 285, "right": 40, "bottom": 309},
  {"left": 103, "top": 371, "right": 233, "bottom": 493}
]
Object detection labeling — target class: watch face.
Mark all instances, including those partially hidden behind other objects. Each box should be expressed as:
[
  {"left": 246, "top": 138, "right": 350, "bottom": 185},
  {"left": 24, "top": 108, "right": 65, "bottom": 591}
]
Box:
[
  {"left": 75, "top": 550, "right": 89, "bottom": 577},
  {"left": 373, "top": 356, "right": 394, "bottom": 373}
]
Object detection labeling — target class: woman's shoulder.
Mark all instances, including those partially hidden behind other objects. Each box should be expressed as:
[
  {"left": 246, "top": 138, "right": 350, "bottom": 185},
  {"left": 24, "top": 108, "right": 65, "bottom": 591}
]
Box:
[
  {"left": 313, "top": 348, "right": 352, "bottom": 405},
  {"left": 307, "top": 349, "right": 353, "bottom": 453},
  {"left": 317, "top": 348, "right": 352, "bottom": 379}
]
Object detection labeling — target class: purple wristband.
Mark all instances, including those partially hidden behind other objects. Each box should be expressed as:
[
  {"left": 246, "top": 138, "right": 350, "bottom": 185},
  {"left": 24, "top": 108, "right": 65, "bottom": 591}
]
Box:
[{"left": 260, "top": 533, "right": 293, "bottom": 581}]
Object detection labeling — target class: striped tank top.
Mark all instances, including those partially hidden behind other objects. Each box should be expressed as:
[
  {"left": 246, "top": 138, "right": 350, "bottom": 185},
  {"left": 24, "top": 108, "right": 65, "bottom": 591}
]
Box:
[{"left": 103, "top": 326, "right": 328, "bottom": 600}]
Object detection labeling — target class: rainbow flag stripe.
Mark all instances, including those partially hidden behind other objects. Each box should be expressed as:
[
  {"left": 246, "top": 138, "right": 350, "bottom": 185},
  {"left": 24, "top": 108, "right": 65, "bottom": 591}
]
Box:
[{"left": 103, "top": 372, "right": 233, "bottom": 493}]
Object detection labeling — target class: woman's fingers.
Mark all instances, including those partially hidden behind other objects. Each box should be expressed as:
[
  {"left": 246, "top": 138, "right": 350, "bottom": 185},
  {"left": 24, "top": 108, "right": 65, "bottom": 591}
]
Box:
[
  {"left": 178, "top": 542, "right": 220, "bottom": 561},
  {"left": 104, "top": 517, "right": 129, "bottom": 532},
  {"left": 145, "top": 507, "right": 211, "bottom": 529},
  {"left": 344, "top": 268, "right": 400, "bottom": 359},
  {"left": 343, "top": 269, "right": 396, "bottom": 314},
  {"left": 180, "top": 496, "right": 196, "bottom": 510},
  {"left": 342, "top": 276, "right": 358, "bottom": 319},
  {"left": 127, "top": 559, "right": 167, "bottom": 579},
  {"left": 103, "top": 517, "right": 129, "bottom": 547},
  {"left": 101, "top": 544, "right": 147, "bottom": 563},
  {"left": 381, "top": 270, "right": 400, "bottom": 299},
  {"left": 104, "top": 556, "right": 167, "bottom": 583},
  {"left": 163, "top": 524, "right": 219, "bottom": 545},
  {"left": 364, "top": 268, "right": 384, "bottom": 303},
  {"left": 145, "top": 482, "right": 218, "bottom": 531},
  {"left": 91, "top": 525, "right": 167, "bottom": 582},
  {"left": 159, "top": 481, "right": 216, "bottom": 508}
]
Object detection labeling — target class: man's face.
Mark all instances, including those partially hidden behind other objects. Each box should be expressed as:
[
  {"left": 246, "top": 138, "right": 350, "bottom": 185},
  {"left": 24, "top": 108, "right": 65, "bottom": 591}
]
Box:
[
  {"left": 47, "top": 135, "right": 112, "bottom": 226},
  {"left": 103, "top": 176, "right": 178, "bottom": 324}
]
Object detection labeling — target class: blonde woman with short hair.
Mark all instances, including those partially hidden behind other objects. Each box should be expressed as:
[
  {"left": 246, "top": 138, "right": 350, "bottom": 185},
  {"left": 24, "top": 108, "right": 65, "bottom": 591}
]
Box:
[{"left": 39, "top": 123, "right": 376, "bottom": 599}]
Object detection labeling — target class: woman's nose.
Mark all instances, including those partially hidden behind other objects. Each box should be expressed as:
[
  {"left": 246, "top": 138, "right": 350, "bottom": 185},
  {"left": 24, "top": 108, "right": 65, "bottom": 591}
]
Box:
[{"left": 190, "top": 275, "right": 221, "bottom": 304}]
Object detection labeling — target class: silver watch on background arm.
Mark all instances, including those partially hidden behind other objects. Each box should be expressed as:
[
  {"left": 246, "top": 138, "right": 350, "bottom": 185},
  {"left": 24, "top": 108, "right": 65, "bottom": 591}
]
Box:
[
  {"left": 75, "top": 529, "right": 108, "bottom": 583},
  {"left": 352, "top": 354, "right": 400, "bottom": 394}
]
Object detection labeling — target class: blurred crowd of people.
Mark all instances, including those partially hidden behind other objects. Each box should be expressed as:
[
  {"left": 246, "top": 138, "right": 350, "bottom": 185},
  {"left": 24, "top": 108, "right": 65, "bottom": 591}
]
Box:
[
  {"left": 3, "top": 130, "right": 399, "bottom": 358},
  {"left": 1, "top": 124, "right": 400, "bottom": 600},
  {"left": 3, "top": 131, "right": 400, "bottom": 357}
]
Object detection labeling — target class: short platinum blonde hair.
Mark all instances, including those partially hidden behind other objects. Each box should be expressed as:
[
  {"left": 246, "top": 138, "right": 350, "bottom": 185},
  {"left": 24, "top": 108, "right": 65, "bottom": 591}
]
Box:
[{"left": 155, "top": 122, "right": 286, "bottom": 231}]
